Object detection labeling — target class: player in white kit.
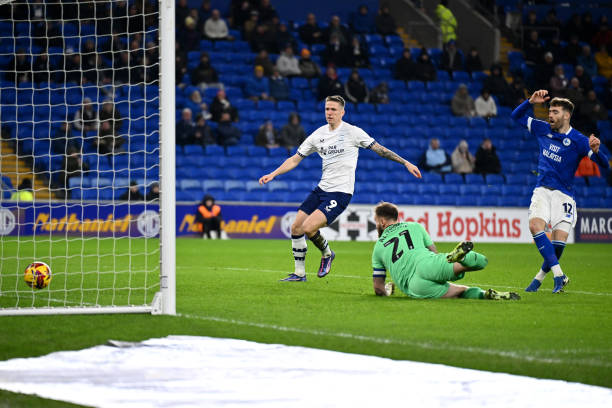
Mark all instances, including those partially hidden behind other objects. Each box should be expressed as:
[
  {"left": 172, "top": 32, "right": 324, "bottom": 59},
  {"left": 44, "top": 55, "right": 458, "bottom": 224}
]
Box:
[{"left": 259, "top": 95, "right": 421, "bottom": 281}]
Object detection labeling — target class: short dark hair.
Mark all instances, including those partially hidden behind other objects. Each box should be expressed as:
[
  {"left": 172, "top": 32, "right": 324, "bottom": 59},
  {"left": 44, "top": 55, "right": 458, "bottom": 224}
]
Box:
[
  {"left": 325, "top": 95, "right": 345, "bottom": 108},
  {"left": 549, "top": 97, "right": 574, "bottom": 115},
  {"left": 374, "top": 202, "right": 399, "bottom": 221}
]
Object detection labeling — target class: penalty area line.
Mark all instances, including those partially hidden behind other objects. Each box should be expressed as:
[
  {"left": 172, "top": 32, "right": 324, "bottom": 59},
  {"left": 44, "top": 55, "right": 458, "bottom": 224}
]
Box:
[{"left": 178, "top": 313, "right": 612, "bottom": 368}]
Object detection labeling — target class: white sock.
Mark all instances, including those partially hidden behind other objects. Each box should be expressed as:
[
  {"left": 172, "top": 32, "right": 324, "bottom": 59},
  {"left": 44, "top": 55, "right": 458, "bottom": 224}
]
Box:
[
  {"left": 550, "top": 264, "right": 564, "bottom": 278},
  {"left": 291, "top": 235, "right": 307, "bottom": 277},
  {"left": 534, "top": 270, "right": 547, "bottom": 281}
]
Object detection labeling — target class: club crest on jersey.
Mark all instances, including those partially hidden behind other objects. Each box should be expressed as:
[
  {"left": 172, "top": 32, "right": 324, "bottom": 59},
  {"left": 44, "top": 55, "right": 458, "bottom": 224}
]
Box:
[{"left": 563, "top": 137, "right": 571, "bottom": 146}]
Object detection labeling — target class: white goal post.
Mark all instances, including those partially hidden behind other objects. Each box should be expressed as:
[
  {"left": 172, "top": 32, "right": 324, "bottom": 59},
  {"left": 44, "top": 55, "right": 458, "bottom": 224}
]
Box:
[{"left": 0, "top": 0, "right": 175, "bottom": 315}]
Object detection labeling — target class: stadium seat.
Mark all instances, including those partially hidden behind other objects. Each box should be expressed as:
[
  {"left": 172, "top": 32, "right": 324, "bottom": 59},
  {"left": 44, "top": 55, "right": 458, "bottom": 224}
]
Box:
[
  {"left": 455, "top": 196, "right": 475, "bottom": 206},
  {"left": 484, "top": 174, "right": 505, "bottom": 185},
  {"left": 202, "top": 179, "right": 224, "bottom": 192},
  {"left": 225, "top": 180, "right": 246, "bottom": 192},
  {"left": 267, "top": 180, "right": 289, "bottom": 192},
  {"left": 204, "top": 145, "right": 225, "bottom": 156},
  {"left": 464, "top": 173, "right": 485, "bottom": 185},
  {"left": 180, "top": 179, "right": 201, "bottom": 191},
  {"left": 435, "top": 195, "right": 457, "bottom": 206},
  {"left": 246, "top": 180, "right": 265, "bottom": 191}
]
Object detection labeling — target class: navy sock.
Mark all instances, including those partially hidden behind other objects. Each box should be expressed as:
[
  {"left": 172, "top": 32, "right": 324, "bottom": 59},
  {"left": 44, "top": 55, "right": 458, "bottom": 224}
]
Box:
[
  {"left": 533, "top": 232, "right": 559, "bottom": 270},
  {"left": 541, "top": 240, "right": 566, "bottom": 272}
]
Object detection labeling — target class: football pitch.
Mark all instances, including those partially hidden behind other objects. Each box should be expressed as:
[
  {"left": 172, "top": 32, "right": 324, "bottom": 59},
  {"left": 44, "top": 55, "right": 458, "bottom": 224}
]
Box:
[{"left": 1, "top": 237, "right": 611, "bottom": 406}]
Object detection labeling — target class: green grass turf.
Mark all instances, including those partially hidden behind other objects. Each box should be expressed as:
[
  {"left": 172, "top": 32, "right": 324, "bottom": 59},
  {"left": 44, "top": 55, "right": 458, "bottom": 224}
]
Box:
[{"left": 1, "top": 238, "right": 611, "bottom": 406}]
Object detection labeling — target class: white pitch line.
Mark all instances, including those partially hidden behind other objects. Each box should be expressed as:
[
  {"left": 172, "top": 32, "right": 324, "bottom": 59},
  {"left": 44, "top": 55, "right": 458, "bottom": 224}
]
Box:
[
  {"left": 188, "top": 265, "right": 612, "bottom": 296},
  {"left": 178, "top": 313, "right": 612, "bottom": 368}
]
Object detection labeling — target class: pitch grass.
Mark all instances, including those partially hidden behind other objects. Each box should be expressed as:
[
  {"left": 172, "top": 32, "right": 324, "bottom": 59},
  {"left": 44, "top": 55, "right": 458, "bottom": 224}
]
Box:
[{"left": 1, "top": 238, "right": 612, "bottom": 406}]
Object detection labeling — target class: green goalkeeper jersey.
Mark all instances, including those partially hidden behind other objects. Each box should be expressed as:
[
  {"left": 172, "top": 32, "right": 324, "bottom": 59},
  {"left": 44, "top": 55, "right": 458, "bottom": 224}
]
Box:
[{"left": 371, "top": 222, "right": 434, "bottom": 290}]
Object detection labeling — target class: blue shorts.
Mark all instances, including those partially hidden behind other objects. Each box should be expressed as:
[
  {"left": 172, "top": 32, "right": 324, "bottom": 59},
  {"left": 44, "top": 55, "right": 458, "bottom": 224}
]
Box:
[{"left": 298, "top": 187, "right": 352, "bottom": 225}]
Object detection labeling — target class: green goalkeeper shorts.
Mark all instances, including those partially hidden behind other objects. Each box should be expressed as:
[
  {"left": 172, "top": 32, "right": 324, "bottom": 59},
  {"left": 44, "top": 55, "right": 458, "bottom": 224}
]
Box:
[{"left": 404, "top": 253, "right": 464, "bottom": 299}]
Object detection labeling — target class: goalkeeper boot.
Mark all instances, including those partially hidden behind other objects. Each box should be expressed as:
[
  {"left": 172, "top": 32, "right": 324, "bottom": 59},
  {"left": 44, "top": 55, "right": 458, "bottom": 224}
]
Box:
[
  {"left": 525, "top": 279, "right": 542, "bottom": 292},
  {"left": 446, "top": 241, "right": 473, "bottom": 263},
  {"left": 484, "top": 288, "right": 521, "bottom": 300},
  {"left": 317, "top": 251, "right": 335, "bottom": 278},
  {"left": 280, "top": 273, "right": 306, "bottom": 282},
  {"left": 552, "top": 275, "right": 569, "bottom": 293}
]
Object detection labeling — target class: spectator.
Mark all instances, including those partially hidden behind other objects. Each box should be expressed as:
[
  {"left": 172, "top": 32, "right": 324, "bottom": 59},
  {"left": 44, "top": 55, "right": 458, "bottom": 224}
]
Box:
[
  {"left": 475, "top": 88, "right": 497, "bottom": 119},
  {"left": 415, "top": 48, "right": 437, "bottom": 82},
  {"left": 256, "top": 120, "right": 281, "bottom": 148},
  {"left": 73, "top": 98, "right": 97, "bottom": 135},
  {"left": 243, "top": 10, "right": 259, "bottom": 43},
  {"left": 254, "top": 50, "right": 275, "bottom": 77},
  {"left": 276, "top": 45, "right": 301, "bottom": 77},
  {"left": 146, "top": 182, "right": 159, "bottom": 201},
  {"left": 484, "top": 63, "right": 511, "bottom": 106},
  {"left": 317, "top": 66, "right": 344, "bottom": 100},
  {"left": 275, "top": 23, "right": 297, "bottom": 54},
  {"left": 350, "top": 5, "right": 375, "bottom": 34},
  {"left": 98, "top": 99, "right": 123, "bottom": 137},
  {"left": 323, "top": 15, "right": 351, "bottom": 46},
  {"left": 299, "top": 13, "right": 324, "bottom": 45},
  {"left": 175, "top": 42, "right": 188, "bottom": 84},
  {"left": 348, "top": 36, "right": 369, "bottom": 68},
  {"left": 419, "top": 138, "right": 452, "bottom": 174},
  {"left": 250, "top": 24, "right": 276, "bottom": 53},
  {"left": 120, "top": 181, "right": 144, "bottom": 201},
  {"left": 534, "top": 51, "right": 556, "bottom": 89},
  {"left": 564, "top": 34, "right": 582, "bottom": 65},
  {"left": 549, "top": 65, "right": 569, "bottom": 98},
  {"left": 465, "top": 47, "right": 483, "bottom": 73},
  {"left": 574, "top": 65, "right": 593, "bottom": 92},
  {"left": 210, "top": 89, "right": 238, "bottom": 122},
  {"left": 578, "top": 45, "right": 598, "bottom": 78},
  {"left": 435, "top": 0, "right": 457, "bottom": 45},
  {"left": 196, "top": 194, "right": 222, "bottom": 239},
  {"left": 524, "top": 30, "right": 543, "bottom": 66},
  {"left": 5, "top": 49, "right": 31, "bottom": 84},
  {"left": 216, "top": 112, "right": 241, "bottom": 146},
  {"left": 369, "top": 82, "right": 389, "bottom": 104},
  {"left": 545, "top": 35, "right": 564, "bottom": 65},
  {"left": 451, "top": 84, "right": 475, "bottom": 117},
  {"left": 191, "top": 52, "right": 219, "bottom": 86},
  {"left": 575, "top": 156, "right": 602, "bottom": 182},
  {"left": 52, "top": 122, "right": 79, "bottom": 155},
  {"left": 269, "top": 69, "right": 290, "bottom": 101},
  {"left": 582, "top": 12, "right": 597, "bottom": 44},
  {"left": 440, "top": 40, "right": 463, "bottom": 73},
  {"left": 376, "top": 5, "right": 397, "bottom": 36},
  {"left": 280, "top": 112, "right": 306, "bottom": 150},
  {"left": 323, "top": 33, "right": 349, "bottom": 67},
  {"left": 565, "top": 77, "right": 585, "bottom": 108},
  {"left": 541, "top": 9, "right": 561, "bottom": 41},
  {"left": 176, "top": 0, "right": 190, "bottom": 30},
  {"left": 592, "top": 21, "right": 612, "bottom": 50},
  {"left": 59, "top": 146, "right": 89, "bottom": 192},
  {"left": 95, "top": 120, "right": 123, "bottom": 154},
  {"left": 298, "top": 48, "right": 321, "bottom": 79},
  {"left": 563, "top": 14, "right": 584, "bottom": 43},
  {"left": 508, "top": 75, "right": 529, "bottom": 106},
  {"left": 244, "top": 65, "right": 271, "bottom": 102},
  {"left": 32, "top": 53, "right": 50, "bottom": 83},
  {"left": 198, "top": 0, "right": 212, "bottom": 24},
  {"left": 10, "top": 178, "right": 34, "bottom": 202},
  {"left": 257, "top": 0, "right": 278, "bottom": 25},
  {"left": 186, "top": 89, "right": 204, "bottom": 114},
  {"left": 179, "top": 16, "right": 201, "bottom": 52},
  {"left": 579, "top": 90, "right": 608, "bottom": 133},
  {"left": 193, "top": 113, "right": 215, "bottom": 146},
  {"left": 595, "top": 44, "right": 612, "bottom": 79},
  {"left": 232, "top": 1, "right": 252, "bottom": 28},
  {"left": 204, "top": 9, "right": 231, "bottom": 41},
  {"left": 176, "top": 108, "right": 195, "bottom": 146},
  {"left": 451, "top": 139, "right": 475, "bottom": 174},
  {"left": 474, "top": 138, "right": 501, "bottom": 175},
  {"left": 395, "top": 48, "right": 417, "bottom": 81},
  {"left": 344, "top": 69, "right": 369, "bottom": 103}
]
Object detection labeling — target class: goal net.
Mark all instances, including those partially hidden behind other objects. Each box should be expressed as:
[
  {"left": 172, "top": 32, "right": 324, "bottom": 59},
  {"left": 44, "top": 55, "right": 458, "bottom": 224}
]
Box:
[{"left": 0, "top": 0, "right": 175, "bottom": 315}]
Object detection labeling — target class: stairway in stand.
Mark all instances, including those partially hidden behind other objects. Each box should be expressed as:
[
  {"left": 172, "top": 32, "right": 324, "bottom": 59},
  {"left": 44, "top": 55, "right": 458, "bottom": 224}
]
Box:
[{"left": 0, "top": 140, "right": 55, "bottom": 200}]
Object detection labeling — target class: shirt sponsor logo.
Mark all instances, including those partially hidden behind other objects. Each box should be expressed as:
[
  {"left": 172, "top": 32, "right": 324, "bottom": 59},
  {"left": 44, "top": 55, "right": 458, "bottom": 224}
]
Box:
[{"left": 543, "top": 143, "right": 562, "bottom": 162}]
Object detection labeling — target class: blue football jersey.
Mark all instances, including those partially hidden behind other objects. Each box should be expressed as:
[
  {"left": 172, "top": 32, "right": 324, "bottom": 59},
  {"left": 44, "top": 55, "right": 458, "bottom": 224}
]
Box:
[{"left": 511, "top": 100, "right": 603, "bottom": 199}]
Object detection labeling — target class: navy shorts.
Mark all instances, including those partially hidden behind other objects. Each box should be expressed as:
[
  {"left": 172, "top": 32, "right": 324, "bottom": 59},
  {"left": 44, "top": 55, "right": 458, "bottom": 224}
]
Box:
[{"left": 298, "top": 187, "right": 352, "bottom": 225}]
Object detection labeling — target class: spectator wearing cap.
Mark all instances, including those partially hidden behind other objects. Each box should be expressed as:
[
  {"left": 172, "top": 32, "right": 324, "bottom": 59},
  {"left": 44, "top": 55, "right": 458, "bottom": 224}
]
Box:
[
  {"left": 245, "top": 65, "right": 271, "bottom": 102},
  {"left": 474, "top": 88, "right": 497, "bottom": 119},
  {"left": 440, "top": 40, "right": 463, "bottom": 73},
  {"left": 204, "top": 9, "right": 232, "bottom": 41},
  {"left": 298, "top": 48, "right": 321, "bottom": 79},
  {"left": 276, "top": 45, "right": 301, "bottom": 77},
  {"left": 120, "top": 181, "right": 144, "bottom": 201},
  {"left": 451, "top": 84, "right": 475, "bottom": 117},
  {"left": 269, "top": 69, "right": 290, "bottom": 101}
]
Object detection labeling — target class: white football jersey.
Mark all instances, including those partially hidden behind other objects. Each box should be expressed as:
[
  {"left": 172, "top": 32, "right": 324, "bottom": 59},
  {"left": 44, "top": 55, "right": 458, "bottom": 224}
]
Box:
[{"left": 297, "top": 121, "right": 375, "bottom": 194}]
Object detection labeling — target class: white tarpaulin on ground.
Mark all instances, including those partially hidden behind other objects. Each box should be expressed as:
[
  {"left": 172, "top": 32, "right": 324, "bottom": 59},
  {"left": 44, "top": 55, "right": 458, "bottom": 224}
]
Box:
[{"left": 0, "top": 335, "right": 610, "bottom": 408}]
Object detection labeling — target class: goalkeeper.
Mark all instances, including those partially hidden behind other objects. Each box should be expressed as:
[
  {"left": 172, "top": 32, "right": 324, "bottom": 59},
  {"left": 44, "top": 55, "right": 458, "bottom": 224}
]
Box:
[{"left": 371, "top": 202, "right": 520, "bottom": 300}]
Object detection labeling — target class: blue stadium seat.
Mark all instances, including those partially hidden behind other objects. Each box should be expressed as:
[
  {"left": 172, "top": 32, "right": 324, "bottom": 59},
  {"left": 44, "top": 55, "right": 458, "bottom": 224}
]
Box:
[
  {"left": 485, "top": 174, "right": 505, "bottom": 184},
  {"left": 505, "top": 174, "right": 528, "bottom": 185},
  {"left": 246, "top": 180, "right": 265, "bottom": 191},
  {"left": 435, "top": 195, "right": 457, "bottom": 206},
  {"left": 268, "top": 147, "right": 288, "bottom": 157},
  {"left": 455, "top": 196, "right": 476, "bottom": 206},
  {"left": 225, "top": 180, "right": 246, "bottom": 192},
  {"left": 421, "top": 172, "right": 443, "bottom": 183},
  {"left": 176, "top": 191, "right": 197, "bottom": 201},
  {"left": 438, "top": 184, "right": 460, "bottom": 195},
  {"left": 240, "top": 190, "right": 266, "bottom": 202},
  {"left": 202, "top": 179, "right": 224, "bottom": 192},
  {"left": 180, "top": 179, "right": 201, "bottom": 191},
  {"left": 459, "top": 185, "right": 481, "bottom": 195},
  {"left": 267, "top": 180, "right": 289, "bottom": 192},
  {"left": 226, "top": 145, "right": 248, "bottom": 156},
  {"left": 204, "top": 145, "right": 225, "bottom": 156},
  {"left": 464, "top": 173, "right": 485, "bottom": 185}
]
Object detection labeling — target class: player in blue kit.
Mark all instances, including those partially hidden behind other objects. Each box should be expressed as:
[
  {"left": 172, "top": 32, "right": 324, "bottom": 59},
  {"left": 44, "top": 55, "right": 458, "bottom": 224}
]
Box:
[{"left": 511, "top": 89, "right": 609, "bottom": 293}]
